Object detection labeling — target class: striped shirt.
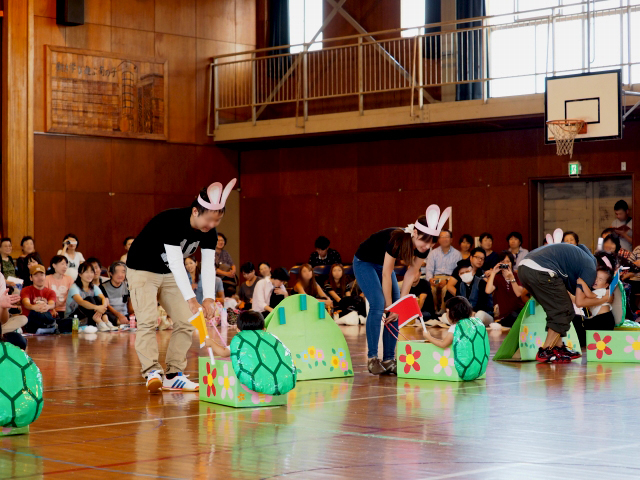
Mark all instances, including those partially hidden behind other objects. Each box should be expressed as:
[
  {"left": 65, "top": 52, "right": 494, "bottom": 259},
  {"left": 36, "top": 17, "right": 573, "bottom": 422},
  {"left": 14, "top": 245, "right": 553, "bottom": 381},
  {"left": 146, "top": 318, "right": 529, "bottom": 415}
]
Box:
[{"left": 425, "top": 246, "right": 462, "bottom": 280}]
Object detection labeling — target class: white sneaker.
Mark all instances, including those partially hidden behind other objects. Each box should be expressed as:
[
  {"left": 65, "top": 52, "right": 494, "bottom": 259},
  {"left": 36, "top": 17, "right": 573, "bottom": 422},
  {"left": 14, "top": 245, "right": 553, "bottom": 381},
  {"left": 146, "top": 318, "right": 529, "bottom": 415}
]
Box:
[
  {"left": 146, "top": 370, "right": 163, "bottom": 394},
  {"left": 106, "top": 321, "right": 118, "bottom": 331},
  {"left": 97, "top": 322, "right": 110, "bottom": 332},
  {"left": 162, "top": 373, "right": 199, "bottom": 392}
]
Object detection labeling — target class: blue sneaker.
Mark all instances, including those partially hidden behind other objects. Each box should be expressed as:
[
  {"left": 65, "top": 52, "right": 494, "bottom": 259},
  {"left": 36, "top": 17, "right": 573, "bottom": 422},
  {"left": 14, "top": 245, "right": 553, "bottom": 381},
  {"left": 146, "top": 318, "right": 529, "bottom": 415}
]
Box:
[{"left": 162, "top": 373, "right": 199, "bottom": 392}]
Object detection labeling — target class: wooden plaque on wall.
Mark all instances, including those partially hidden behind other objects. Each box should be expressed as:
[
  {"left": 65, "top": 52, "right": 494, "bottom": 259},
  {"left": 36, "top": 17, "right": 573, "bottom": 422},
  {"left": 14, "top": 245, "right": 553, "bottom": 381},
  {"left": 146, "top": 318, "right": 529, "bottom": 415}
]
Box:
[{"left": 45, "top": 46, "right": 168, "bottom": 140}]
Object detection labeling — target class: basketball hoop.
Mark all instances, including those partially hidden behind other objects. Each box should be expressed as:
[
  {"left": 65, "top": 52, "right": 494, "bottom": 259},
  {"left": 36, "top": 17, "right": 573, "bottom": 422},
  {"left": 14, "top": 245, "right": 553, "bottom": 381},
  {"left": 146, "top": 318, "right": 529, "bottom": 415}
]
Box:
[{"left": 546, "top": 119, "right": 586, "bottom": 158}]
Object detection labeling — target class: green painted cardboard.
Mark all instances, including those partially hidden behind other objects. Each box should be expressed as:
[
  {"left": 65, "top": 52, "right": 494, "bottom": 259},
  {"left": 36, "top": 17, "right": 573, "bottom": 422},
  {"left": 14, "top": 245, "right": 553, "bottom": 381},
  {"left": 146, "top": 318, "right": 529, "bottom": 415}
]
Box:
[
  {"left": 494, "top": 298, "right": 581, "bottom": 362},
  {"left": 0, "top": 425, "right": 28, "bottom": 437},
  {"left": 264, "top": 294, "right": 354, "bottom": 381},
  {"left": 199, "top": 357, "right": 287, "bottom": 408},
  {"left": 397, "top": 341, "right": 487, "bottom": 382},
  {"left": 586, "top": 329, "right": 640, "bottom": 363}
]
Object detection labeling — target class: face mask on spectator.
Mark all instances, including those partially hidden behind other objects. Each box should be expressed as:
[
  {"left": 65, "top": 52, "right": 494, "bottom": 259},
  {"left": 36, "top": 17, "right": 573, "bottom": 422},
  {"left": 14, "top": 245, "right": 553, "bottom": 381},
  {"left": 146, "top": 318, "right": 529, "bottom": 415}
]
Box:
[{"left": 460, "top": 272, "right": 474, "bottom": 284}]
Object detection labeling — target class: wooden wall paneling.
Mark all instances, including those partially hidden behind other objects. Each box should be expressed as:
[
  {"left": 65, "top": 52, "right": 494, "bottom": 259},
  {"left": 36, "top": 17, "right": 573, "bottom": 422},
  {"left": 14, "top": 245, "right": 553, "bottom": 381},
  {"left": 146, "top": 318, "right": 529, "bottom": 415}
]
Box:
[
  {"left": 486, "top": 185, "right": 529, "bottom": 251},
  {"left": 111, "top": 0, "right": 155, "bottom": 31},
  {"left": 65, "top": 192, "right": 114, "bottom": 261},
  {"left": 65, "top": 137, "right": 113, "bottom": 193},
  {"left": 195, "top": 146, "right": 239, "bottom": 185},
  {"left": 316, "top": 193, "right": 358, "bottom": 263},
  {"left": 399, "top": 138, "right": 445, "bottom": 192},
  {"left": 279, "top": 146, "right": 319, "bottom": 196},
  {"left": 84, "top": 0, "right": 111, "bottom": 26},
  {"left": 240, "top": 149, "right": 280, "bottom": 198},
  {"left": 155, "top": 0, "right": 197, "bottom": 37},
  {"left": 153, "top": 144, "right": 198, "bottom": 194},
  {"left": 154, "top": 194, "right": 197, "bottom": 216},
  {"left": 110, "top": 27, "right": 155, "bottom": 57},
  {"left": 239, "top": 196, "right": 281, "bottom": 266},
  {"left": 356, "top": 191, "right": 401, "bottom": 243},
  {"left": 356, "top": 140, "right": 405, "bottom": 193},
  {"left": 111, "top": 193, "right": 155, "bottom": 261},
  {"left": 34, "top": 16, "right": 65, "bottom": 132},
  {"left": 236, "top": 0, "right": 256, "bottom": 46},
  {"left": 315, "top": 142, "right": 358, "bottom": 194},
  {"left": 64, "top": 24, "right": 112, "bottom": 52},
  {"left": 196, "top": 39, "right": 236, "bottom": 143},
  {"left": 34, "top": 134, "right": 66, "bottom": 191},
  {"left": 234, "top": 43, "right": 255, "bottom": 123},
  {"left": 155, "top": 34, "right": 197, "bottom": 143},
  {"left": 35, "top": 191, "right": 67, "bottom": 264},
  {"left": 111, "top": 139, "right": 156, "bottom": 194},
  {"left": 278, "top": 194, "right": 317, "bottom": 266},
  {"left": 35, "top": 0, "right": 56, "bottom": 18},
  {"left": 196, "top": 0, "right": 236, "bottom": 42}
]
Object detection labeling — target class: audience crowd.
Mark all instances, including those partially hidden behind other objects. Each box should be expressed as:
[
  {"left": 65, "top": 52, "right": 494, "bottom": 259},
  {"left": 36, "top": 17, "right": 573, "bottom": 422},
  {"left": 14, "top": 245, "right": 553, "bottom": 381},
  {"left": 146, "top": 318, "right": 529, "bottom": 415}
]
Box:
[{"left": 1, "top": 200, "right": 637, "bottom": 350}]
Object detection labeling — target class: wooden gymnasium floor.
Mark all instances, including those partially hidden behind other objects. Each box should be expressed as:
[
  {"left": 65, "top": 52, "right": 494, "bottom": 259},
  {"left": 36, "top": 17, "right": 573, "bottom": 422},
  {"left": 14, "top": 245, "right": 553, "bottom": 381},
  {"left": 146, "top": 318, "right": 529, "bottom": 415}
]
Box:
[{"left": 2, "top": 324, "right": 640, "bottom": 479}]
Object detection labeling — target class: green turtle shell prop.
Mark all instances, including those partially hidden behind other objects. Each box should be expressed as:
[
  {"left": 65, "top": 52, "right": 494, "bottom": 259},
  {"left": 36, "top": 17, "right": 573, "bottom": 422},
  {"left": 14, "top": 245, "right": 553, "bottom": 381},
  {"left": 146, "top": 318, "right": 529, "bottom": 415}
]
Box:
[
  {"left": 230, "top": 330, "right": 297, "bottom": 396},
  {"left": 0, "top": 343, "right": 44, "bottom": 428},
  {"left": 452, "top": 317, "right": 490, "bottom": 381},
  {"left": 611, "top": 280, "right": 626, "bottom": 327}
]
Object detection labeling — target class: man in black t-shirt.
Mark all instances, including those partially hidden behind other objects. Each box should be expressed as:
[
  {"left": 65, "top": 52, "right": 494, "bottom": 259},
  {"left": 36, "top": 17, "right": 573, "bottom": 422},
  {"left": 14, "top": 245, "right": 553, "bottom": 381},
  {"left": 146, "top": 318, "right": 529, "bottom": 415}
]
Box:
[{"left": 128, "top": 179, "right": 236, "bottom": 394}]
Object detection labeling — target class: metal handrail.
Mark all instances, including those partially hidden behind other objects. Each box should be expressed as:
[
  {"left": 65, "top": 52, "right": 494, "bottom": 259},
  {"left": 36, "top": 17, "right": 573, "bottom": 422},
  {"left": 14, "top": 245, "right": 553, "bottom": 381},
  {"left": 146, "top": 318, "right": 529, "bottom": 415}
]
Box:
[{"left": 208, "top": 0, "right": 640, "bottom": 134}]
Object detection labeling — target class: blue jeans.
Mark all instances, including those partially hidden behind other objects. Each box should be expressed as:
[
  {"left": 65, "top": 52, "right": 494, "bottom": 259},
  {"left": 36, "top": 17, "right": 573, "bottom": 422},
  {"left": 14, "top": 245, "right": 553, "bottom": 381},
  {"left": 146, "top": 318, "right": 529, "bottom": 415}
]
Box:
[{"left": 353, "top": 256, "right": 400, "bottom": 361}]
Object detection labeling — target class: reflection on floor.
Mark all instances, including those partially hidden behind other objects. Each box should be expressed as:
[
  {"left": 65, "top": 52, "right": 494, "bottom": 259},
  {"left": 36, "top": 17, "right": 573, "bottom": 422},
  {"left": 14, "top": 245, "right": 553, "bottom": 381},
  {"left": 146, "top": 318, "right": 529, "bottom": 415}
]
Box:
[{"left": 2, "top": 324, "right": 640, "bottom": 479}]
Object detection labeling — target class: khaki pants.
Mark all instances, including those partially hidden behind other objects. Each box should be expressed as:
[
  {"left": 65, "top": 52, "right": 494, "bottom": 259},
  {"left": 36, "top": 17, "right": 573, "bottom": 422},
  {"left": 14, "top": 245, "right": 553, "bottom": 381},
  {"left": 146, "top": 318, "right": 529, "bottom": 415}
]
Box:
[
  {"left": 128, "top": 268, "right": 195, "bottom": 377},
  {"left": 431, "top": 275, "right": 451, "bottom": 312}
]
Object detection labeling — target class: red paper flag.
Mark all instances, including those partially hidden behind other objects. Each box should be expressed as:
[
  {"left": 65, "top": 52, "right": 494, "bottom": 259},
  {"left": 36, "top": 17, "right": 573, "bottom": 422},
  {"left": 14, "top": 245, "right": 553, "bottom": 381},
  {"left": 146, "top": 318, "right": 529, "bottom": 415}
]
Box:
[{"left": 387, "top": 294, "right": 423, "bottom": 328}]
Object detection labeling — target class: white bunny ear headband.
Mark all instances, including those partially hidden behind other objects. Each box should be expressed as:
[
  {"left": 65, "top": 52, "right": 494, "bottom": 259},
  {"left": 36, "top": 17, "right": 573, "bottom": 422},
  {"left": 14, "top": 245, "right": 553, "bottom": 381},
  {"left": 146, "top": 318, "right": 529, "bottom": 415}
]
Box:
[
  {"left": 198, "top": 178, "right": 237, "bottom": 210},
  {"left": 412, "top": 205, "right": 452, "bottom": 236},
  {"left": 545, "top": 228, "right": 564, "bottom": 245}
]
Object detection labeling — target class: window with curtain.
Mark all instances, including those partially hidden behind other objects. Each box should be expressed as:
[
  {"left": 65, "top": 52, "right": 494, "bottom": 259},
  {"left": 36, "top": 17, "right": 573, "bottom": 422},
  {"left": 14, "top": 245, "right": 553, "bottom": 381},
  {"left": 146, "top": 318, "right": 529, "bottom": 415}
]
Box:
[
  {"left": 401, "top": 0, "right": 427, "bottom": 37},
  {"left": 289, "top": 0, "right": 323, "bottom": 53},
  {"left": 487, "top": 0, "right": 640, "bottom": 98}
]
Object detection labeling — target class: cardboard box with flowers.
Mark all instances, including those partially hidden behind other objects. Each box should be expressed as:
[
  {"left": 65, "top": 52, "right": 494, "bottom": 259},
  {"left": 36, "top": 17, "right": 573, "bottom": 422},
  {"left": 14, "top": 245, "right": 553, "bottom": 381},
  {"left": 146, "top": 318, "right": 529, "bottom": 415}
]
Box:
[
  {"left": 199, "top": 358, "right": 287, "bottom": 408},
  {"left": 494, "top": 298, "right": 581, "bottom": 362},
  {"left": 586, "top": 328, "right": 640, "bottom": 363},
  {"left": 264, "top": 294, "right": 354, "bottom": 381}
]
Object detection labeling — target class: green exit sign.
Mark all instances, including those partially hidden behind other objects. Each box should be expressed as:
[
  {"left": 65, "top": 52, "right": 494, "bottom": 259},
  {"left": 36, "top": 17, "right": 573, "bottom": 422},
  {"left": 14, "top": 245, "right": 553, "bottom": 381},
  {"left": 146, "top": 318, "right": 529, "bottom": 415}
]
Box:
[{"left": 568, "top": 161, "right": 581, "bottom": 177}]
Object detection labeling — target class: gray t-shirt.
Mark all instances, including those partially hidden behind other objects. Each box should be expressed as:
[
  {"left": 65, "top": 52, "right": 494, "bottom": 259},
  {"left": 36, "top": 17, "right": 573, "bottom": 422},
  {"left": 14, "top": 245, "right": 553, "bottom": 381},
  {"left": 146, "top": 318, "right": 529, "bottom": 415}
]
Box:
[
  {"left": 524, "top": 243, "right": 597, "bottom": 295},
  {"left": 100, "top": 280, "right": 130, "bottom": 316}
]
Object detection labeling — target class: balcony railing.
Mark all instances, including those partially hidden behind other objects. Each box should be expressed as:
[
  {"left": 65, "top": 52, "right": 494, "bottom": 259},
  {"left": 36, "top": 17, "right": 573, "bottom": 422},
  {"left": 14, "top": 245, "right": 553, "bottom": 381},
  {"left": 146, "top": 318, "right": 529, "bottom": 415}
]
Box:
[{"left": 207, "top": 0, "right": 640, "bottom": 134}]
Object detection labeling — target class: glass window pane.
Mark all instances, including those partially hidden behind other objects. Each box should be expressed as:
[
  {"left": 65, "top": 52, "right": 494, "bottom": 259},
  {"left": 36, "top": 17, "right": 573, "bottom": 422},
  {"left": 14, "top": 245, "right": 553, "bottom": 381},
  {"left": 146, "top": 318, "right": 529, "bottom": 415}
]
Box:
[{"left": 401, "top": 0, "right": 426, "bottom": 37}]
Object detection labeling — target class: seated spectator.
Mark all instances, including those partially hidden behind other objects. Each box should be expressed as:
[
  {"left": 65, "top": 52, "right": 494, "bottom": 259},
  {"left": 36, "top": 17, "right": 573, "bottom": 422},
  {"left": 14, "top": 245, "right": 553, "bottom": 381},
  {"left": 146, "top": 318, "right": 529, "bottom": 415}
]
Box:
[
  {"left": 20, "top": 265, "right": 57, "bottom": 334},
  {"left": 426, "top": 229, "right": 462, "bottom": 314},
  {"left": 185, "top": 256, "right": 224, "bottom": 304},
  {"left": 601, "top": 227, "right": 616, "bottom": 239},
  {"left": 215, "top": 233, "right": 237, "bottom": 297},
  {"left": 603, "top": 233, "right": 635, "bottom": 269},
  {"left": 294, "top": 264, "right": 332, "bottom": 309},
  {"left": 65, "top": 262, "right": 115, "bottom": 332},
  {"left": 45, "top": 255, "right": 74, "bottom": 318},
  {"left": 485, "top": 251, "right": 526, "bottom": 327},
  {"left": 309, "top": 236, "right": 342, "bottom": 267},
  {"left": 0, "top": 273, "right": 27, "bottom": 350},
  {"left": 563, "top": 231, "right": 579, "bottom": 246},
  {"left": 479, "top": 233, "right": 499, "bottom": 270},
  {"left": 86, "top": 257, "right": 108, "bottom": 286},
  {"left": 16, "top": 236, "right": 43, "bottom": 284},
  {"left": 446, "top": 247, "right": 493, "bottom": 325},
  {"left": 258, "top": 262, "right": 271, "bottom": 279},
  {"left": 324, "top": 264, "right": 349, "bottom": 315},
  {"left": 121, "top": 236, "right": 135, "bottom": 263},
  {"left": 459, "top": 234, "right": 473, "bottom": 261},
  {"left": 252, "top": 267, "right": 290, "bottom": 315},
  {"left": 100, "top": 261, "right": 132, "bottom": 327},
  {"left": 506, "top": 231, "right": 528, "bottom": 271},
  {"left": 57, "top": 233, "right": 85, "bottom": 281},
  {"left": 611, "top": 199, "right": 633, "bottom": 251},
  {"left": 237, "top": 262, "right": 258, "bottom": 310},
  {"left": 408, "top": 274, "right": 436, "bottom": 319},
  {"left": 344, "top": 279, "right": 367, "bottom": 319},
  {"left": 423, "top": 296, "right": 472, "bottom": 347},
  {"left": 22, "top": 253, "right": 44, "bottom": 287},
  {"left": 0, "top": 238, "right": 17, "bottom": 288}
]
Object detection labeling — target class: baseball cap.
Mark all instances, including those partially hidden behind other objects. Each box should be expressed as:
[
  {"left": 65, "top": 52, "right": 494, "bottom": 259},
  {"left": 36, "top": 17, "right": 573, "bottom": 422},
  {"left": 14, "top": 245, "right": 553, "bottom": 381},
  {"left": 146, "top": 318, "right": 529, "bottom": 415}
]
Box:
[{"left": 29, "top": 264, "right": 46, "bottom": 275}]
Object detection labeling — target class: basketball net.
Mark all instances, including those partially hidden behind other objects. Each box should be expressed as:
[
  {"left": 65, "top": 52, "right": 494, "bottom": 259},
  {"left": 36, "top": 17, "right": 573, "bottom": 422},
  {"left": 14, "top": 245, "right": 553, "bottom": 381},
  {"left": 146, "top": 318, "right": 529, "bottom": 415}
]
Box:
[{"left": 546, "top": 119, "right": 585, "bottom": 159}]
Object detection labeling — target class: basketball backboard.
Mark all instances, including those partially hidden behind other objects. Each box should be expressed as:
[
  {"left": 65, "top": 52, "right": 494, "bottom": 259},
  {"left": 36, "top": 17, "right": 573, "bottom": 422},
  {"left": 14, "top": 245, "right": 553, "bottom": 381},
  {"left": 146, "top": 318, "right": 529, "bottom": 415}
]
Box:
[{"left": 545, "top": 70, "right": 622, "bottom": 144}]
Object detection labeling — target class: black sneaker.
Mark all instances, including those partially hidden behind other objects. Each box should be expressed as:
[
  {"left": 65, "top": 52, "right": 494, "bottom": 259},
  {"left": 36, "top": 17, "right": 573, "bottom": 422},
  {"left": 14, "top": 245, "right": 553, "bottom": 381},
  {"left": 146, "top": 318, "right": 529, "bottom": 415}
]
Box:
[
  {"left": 380, "top": 359, "right": 397, "bottom": 375},
  {"left": 536, "top": 347, "right": 571, "bottom": 364},
  {"left": 550, "top": 347, "right": 573, "bottom": 363},
  {"left": 536, "top": 347, "right": 554, "bottom": 363},
  {"left": 557, "top": 344, "right": 581, "bottom": 359}
]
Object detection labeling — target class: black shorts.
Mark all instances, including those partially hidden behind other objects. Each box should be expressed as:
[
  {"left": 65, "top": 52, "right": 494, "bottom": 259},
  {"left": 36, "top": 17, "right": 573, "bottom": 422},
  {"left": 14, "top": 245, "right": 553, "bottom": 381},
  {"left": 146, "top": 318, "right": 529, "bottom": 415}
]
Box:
[
  {"left": 584, "top": 311, "right": 615, "bottom": 331},
  {"left": 519, "top": 265, "right": 575, "bottom": 336}
]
